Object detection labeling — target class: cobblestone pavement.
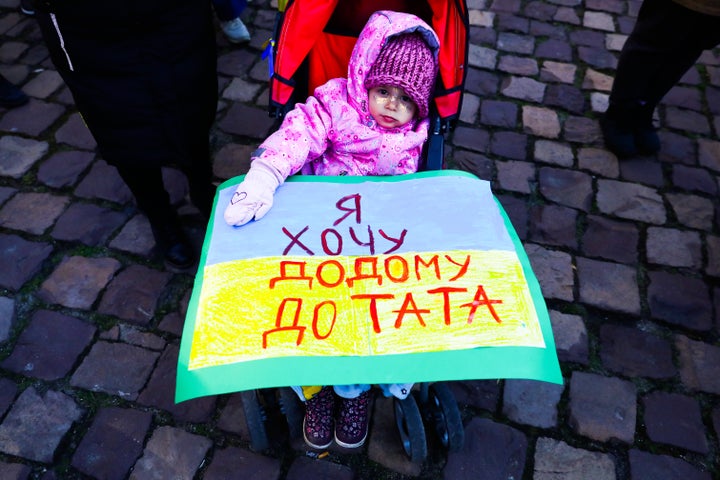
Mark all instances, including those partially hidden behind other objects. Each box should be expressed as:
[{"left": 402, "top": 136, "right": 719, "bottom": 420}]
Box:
[{"left": 1, "top": 0, "right": 719, "bottom": 479}]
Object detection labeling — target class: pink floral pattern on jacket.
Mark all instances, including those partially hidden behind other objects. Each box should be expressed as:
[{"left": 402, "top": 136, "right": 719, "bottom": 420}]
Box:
[{"left": 255, "top": 10, "right": 440, "bottom": 180}]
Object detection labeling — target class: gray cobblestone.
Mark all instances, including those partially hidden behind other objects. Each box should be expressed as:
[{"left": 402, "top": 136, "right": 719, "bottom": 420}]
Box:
[
  {"left": 0, "top": 191, "right": 69, "bottom": 235},
  {"left": 643, "top": 391, "right": 708, "bottom": 453},
  {"left": 0, "top": 98, "right": 65, "bottom": 136},
  {"left": 533, "top": 139, "right": 574, "bottom": 166},
  {"left": 577, "top": 257, "right": 640, "bottom": 314},
  {"left": 0, "top": 387, "right": 82, "bottom": 463},
  {"left": 131, "top": 426, "right": 212, "bottom": 480},
  {"left": 538, "top": 166, "right": 592, "bottom": 210},
  {"left": 646, "top": 227, "right": 702, "bottom": 268},
  {"left": 599, "top": 323, "right": 675, "bottom": 378},
  {"left": 0, "top": 134, "right": 47, "bottom": 178},
  {"left": 526, "top": 243, "right": 575, "bottom": 301},
  {"left": 523, "top": 105, "right": 561, "bottom": 137},
  {"left": 582, "top": 215, "right": 639, "bottom": 263},
  {"left": 501, "top": 75, "right": 546, "bottom": 102},
  {"left": 534, "top": 437, "right": 616, "bottom": 480},
  {"left": 503, "top": 379, "right": 563, "bottom": 428},
  {"left": 529, "top": 204, "right": 578, "bottom": 248},
  {"left": 108, "top": 214, "right": 156, "bottom": 257},
  {"left": 37, "top": 150, "right": 95, "bottom": 188},
  {"left": 70, "top": 341, "right": 159, "bottom": 400},
  {"left": 549, "top": 310, "right": 588, "bottom": 364},
  {"left": 648, "top": 271, "right": 713, "bottom": 331},
  {"left": 444, "top": 418, "right": 527, "bottom": 480},
  {"left": 569, "top": 372, "right": 636, "bottom": 443},
  {"left": 38, "top": 256, "right": 121, "bottom": 310},
  {"left": 629, "top": 450, "right": 712, "bottom": 480},
  {"left": 0, "top": 233, "right": 53, "bottom": 291},
  {"left": 206, "top": 446, "right": 281, "bottom": 480},
  {"left": 596, "top": 179, "right": 666, "bottom": 223},
  {"left": 72, "top": 407, "right": 152, "bottom": 480},
  {"left": 97, "top": 265, "right": 171, "bottom": 325},
  {"left": 1, "top": 310, "right": 96, "bottom": 381},
  {"left": 676, "top": 335, "right": 720, "bottom": 395},
  {"left": 665, "top": 193, "right": 716, "bottom": 231}
]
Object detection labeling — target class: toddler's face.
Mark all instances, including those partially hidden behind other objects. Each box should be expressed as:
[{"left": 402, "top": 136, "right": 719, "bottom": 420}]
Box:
[{"left": 368, "top": 86, "right": 417, "bottom": 129}]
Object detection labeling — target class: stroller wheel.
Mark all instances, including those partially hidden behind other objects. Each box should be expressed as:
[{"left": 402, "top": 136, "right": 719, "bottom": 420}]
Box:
[
  {"left": 393, "top": 394, "right": 427, "bottom": 463},
  {"left": 426, "top": 382, "right": 464, "bottom": 452},
  {"left": 240, "top": 390, "right": 270, "bottom": 452},
  {"left": 278, "top": 387, "right": 304, "bottom": 441}
]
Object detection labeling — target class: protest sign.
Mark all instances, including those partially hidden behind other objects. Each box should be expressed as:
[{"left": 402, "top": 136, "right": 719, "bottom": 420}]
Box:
[{"left": 176, "top": 171, "right": 562, "bottom": 403}]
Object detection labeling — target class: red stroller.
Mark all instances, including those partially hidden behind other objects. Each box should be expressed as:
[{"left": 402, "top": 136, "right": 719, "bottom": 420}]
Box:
[{"left": 242, "top": 0, "right": 470, "bottom": 462}]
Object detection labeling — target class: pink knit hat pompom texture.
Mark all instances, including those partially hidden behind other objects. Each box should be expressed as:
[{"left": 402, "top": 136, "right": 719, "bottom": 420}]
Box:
[{"left": 364, "top": 32, "right": 438, "bottom": 118}]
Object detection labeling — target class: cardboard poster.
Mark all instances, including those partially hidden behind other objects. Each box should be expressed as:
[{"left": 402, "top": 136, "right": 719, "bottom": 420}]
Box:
[{"left": 176, "top": 171, "right": 562, "bottom": 403}]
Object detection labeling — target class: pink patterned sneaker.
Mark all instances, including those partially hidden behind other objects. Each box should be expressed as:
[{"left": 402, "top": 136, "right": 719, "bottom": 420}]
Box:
[
  {"left": 335, "top": 390, "right": 371, "bottom": 448},
  {"left": 303, "top": 387, "right": 335, "bottom": 449}
]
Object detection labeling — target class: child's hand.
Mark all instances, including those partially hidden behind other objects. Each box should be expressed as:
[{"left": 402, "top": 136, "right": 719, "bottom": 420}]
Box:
[{"left": 224, "top": 162, "right": 281, "bottom": 226}]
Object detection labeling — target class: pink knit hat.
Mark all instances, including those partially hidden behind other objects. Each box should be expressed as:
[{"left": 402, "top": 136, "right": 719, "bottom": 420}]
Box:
[{"left": 364, "top": 32, "right": 437, "bottom": 118}]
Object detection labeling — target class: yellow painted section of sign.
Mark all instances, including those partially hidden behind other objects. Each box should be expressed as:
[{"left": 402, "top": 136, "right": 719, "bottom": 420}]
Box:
[{"left": 188, "top": 250, "right": 543, "bottom": 370}]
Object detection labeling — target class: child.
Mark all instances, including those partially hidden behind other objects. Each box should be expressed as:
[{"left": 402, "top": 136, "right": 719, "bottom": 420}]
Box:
[{"left": 224, "top": 10, "right": 439, "bottom": 450}]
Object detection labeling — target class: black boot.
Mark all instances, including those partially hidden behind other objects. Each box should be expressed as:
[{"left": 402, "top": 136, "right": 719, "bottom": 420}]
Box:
[
  {"left": 634, "top": 101, "right": 660, "bottom": 155},
  {"left": 600, "top": 102, "right": 638, "bottom": 158},
  {"left": 152, "top": 216, "right": 196, "bottom": 271},
  {"left": 0, "top": 75, "right": 29, "bottom": 108}
]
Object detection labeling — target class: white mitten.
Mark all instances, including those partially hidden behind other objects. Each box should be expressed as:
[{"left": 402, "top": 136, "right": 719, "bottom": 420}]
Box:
[{"left": 224, "top": 160, "right": 283, "bottom": 226}]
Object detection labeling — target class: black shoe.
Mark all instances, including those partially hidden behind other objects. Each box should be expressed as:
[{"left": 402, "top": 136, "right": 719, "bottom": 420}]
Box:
[
  {"left": 0, "top": 76, "right": 29, "bottom": 108},
  {"left": 164, "top": 237, "right": 195, "bottom": 270},
  {"left": 152, "top": 220, "right": 196, "bottom": 270},
  {"left": 600, "top": 114, "right": 637, "bottom": 158}
]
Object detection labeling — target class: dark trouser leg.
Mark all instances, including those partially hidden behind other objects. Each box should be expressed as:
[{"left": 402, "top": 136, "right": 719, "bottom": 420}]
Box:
[
  {"left": 116, "top": 165, "right": 195, "bottom": 269},
  {"left": 604, "top": 0, "right": 720, "bottom": 156},
  {"left": 116, "top": 165, "right": 172, "bottom": 222},
  {"left": 184, "top": 148, "right": 216, "bottom": 220},
  {"left": 610, "top": 0, "right": 720, "bottom": 110}
]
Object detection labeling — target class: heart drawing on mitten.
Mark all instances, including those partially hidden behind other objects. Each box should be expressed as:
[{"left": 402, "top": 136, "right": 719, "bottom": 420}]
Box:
[{"left": 231, "top": 191, "right": 248, "bottom": 204}]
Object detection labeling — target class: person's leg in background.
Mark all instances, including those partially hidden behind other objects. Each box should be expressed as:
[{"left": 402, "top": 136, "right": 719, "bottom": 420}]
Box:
[
  {"left": 212, "top": 0, "right": 250, "bottom": 44},
  {"left": 602, "top": 0, "right": 720, "bottom": 157},
  {"left": 116, "top": 165, "right": 196, "bottom": 270},
  {"left": 185, "top": 147, "right": 216, "bottom": 220},
  {"left": 33, "top": 0, "right": 218, "bottom": 271}
]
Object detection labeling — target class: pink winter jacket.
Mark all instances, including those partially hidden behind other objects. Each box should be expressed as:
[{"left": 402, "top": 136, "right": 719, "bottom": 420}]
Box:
[{"left": 253, "top": 10, "right": 440, "bottom": 180}]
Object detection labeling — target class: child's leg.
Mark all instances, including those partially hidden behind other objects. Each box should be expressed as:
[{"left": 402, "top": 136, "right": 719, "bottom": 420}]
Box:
[
  {"left": 300, "top": 386, "right": 335, "bottom": 449},
  {"left": 378, "top": 383, "right": 414, "bottom": 400},
  {"left": 334, "top": 385, "right": 372, "bottom": 449},
  {"left": 333, "top": 384, "right": 371, "bottom": 399}
]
